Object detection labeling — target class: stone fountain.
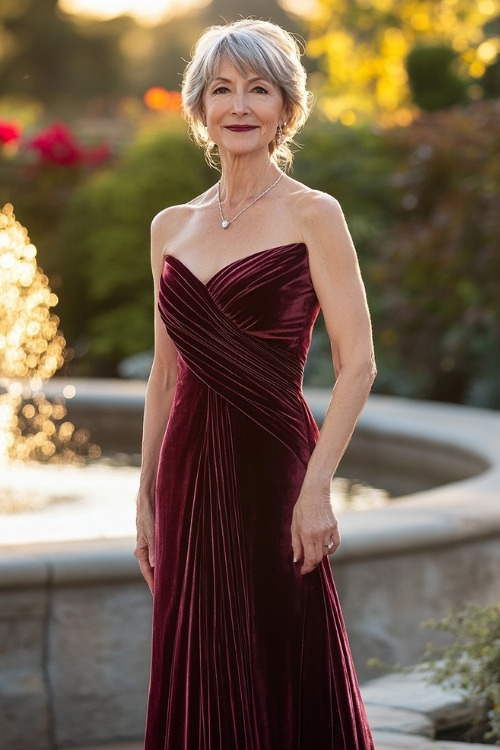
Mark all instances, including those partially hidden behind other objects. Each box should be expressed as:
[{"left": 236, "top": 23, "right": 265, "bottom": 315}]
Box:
[{"left": 1, "top": 205, "right": 500, "bottom": 749}]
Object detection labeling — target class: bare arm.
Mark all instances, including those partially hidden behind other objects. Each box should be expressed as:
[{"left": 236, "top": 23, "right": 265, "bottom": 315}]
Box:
[
  {"left": 134, "top": 212, "right": 179, "bottom": 593},
  {"left": 291, "top": 193, "right": 376, "bottom": 574}
]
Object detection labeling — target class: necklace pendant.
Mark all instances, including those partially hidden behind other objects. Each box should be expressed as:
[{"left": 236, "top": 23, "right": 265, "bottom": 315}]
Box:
[{"left": 217, "top": 171, "right": 284, "bottom": 229}]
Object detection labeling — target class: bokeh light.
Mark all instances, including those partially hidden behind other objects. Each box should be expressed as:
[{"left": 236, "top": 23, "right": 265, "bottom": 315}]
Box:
[
  {"left": 0, "top": 204, "right": 100, "bottom": 464},
  {"left": 144, "top": 87, "right": 182, "bottom": 112}
]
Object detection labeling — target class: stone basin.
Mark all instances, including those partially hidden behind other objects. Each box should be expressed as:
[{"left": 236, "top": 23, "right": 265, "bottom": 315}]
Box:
[{"left": 1, "top": 380, "right": 499, "bottom": 749}]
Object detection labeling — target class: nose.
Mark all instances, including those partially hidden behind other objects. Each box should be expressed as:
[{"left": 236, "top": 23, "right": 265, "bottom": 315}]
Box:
[{"left": 231, "top": 89, "right": 249, "bottom": 116}]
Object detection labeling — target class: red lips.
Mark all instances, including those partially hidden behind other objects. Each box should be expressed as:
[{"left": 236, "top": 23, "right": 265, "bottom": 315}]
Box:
[{"left": 225, "top": 125, "right": 258, "bottom": 131}]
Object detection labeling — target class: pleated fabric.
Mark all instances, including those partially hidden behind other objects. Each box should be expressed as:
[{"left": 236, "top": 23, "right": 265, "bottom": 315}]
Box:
[{"left": 145, "top": 243, "right": 374, "bottom": 750}]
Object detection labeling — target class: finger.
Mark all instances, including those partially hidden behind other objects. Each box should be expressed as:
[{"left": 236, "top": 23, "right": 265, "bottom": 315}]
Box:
[
  {"left": 140, "top": 561, "right": 154, "bottom": 594},
  {"left": 291, "top": 524, "right": 303, "bottom": 565},
  {"left": 134, "top": 542, "right": 155, "bottom": 593},
  {"left": 301, "top": 540, "right": 323, "bottom": 575},
  {"left": 322, "top": 539, "right": 336, "bottom": 555},
  {"left": 136, "top": 553, "right": 154, "bottom": 593},
  {"left": 323, "top": 525, "right": 341, "bottom": 555}
]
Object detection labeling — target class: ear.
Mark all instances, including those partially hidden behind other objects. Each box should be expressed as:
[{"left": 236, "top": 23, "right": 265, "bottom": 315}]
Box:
[{"left": 280, "top": 104, "right": 291, "bottom": 130}]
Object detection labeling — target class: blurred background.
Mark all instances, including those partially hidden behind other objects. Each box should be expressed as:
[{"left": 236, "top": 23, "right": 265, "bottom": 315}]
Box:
[{"left": 1, "top": 0, "right": 499, "bottom": 408}]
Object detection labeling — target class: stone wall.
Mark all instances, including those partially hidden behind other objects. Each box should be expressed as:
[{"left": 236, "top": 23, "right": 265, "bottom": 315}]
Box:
[
  {"left": 0, "top": 540, "right": 151, "bottom": 749},
  {"left": 1, "top": 391, "right": 500, "bottom": 748},
  {"left": 3, "top": 528, "right": 500, "bottom": 748},
  {"left": 336, "top": 533, "right": 500, "bottom": 681}
]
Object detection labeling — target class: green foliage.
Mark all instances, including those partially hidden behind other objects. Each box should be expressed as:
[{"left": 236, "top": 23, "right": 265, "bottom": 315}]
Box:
[
  {"left": 51, "top": 119, "right": 397, "bottom": 377},
  {"left": 55, "top": 123, "right": 214, "bottom": 373},
  {"left": 0, "top": 0, "right": 298, "bottom": 113},
  {"left": 294, "top": 121, "right": 398, "bottom": 387},
  {"left": 371, "top": 100, "right": 500, "bottom": 405},
  {"left": 0, "top": 120, "right": 110, "bottom": 227},
  {"left": 422, "top": 601, "right": 500, "bottom": 744},
  {"left": 305, "top": 0, "right": 499, "bottom": 121},
  {"left": 295, "top": 122, "right": 396, "bottom": 253},
  {"left": 0, "top": 0, "right": 131, "bottom": 108},
  {"left": 4, "top": 104, "right": 499, "bottom": 406},
  {"left": 406, "top": 44, "right": 469, "bottom": 111}
]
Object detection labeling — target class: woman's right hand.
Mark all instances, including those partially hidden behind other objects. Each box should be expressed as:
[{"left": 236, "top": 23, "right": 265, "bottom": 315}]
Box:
[{"left": 134, "top": 506, "right": 155, "bottom": 594}]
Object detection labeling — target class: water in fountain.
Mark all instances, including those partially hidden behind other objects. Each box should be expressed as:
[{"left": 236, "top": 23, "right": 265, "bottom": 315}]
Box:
[
  {"left": 0, "top": 203, "right": 101, "bottom": 514},
  {"left": 0, "top": 203, "right": 387, "bottom": 541}
]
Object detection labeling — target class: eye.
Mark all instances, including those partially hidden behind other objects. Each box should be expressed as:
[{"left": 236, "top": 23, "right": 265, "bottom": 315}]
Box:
[
  {"left": 253, "top": 85, "right": 269, "bottom": 94},
  {"left": 212, "top": 85, "right": 229, "bottom": 95}
]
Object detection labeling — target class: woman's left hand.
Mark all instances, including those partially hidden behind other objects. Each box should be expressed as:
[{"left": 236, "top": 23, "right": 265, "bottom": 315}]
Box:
[{"left": 291, "top": 483, "right": 340, "bottom": 575}]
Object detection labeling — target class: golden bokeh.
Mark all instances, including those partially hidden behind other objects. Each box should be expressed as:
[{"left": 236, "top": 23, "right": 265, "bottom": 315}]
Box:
[{"left": 0, "top": 204, "right": 100, "bottom": 464}]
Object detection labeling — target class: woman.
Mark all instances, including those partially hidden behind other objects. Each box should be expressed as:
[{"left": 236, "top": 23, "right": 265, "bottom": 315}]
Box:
[{"left": 135, "top": 18, "right": 376, "bottom": 750}]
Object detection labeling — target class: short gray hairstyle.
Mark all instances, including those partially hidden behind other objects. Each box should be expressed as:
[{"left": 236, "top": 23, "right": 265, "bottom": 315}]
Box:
[{"left": 181, "top": 19, "right": 313, "bottom": 170}]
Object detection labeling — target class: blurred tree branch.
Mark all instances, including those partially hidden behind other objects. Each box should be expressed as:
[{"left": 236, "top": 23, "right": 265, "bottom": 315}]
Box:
[{"left": 300, "top": 0, "right": 500, "bottom": 123}]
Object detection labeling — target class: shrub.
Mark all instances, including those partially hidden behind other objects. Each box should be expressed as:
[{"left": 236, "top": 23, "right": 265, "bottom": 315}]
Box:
[
  {"left": 33, "top": 105, "right": 500, "bottom": 407},
  {"left": 372, "top": 100, "right": 500, "bottom": 405},
  {"left": 55, "top": 123, "right": 214, "bottom": 373},
  {"left": 0, "top": 119, "right": 112, "bottom": 301},
  {"left": 294, "top": 122, "right": 398, "bottom": 387},
  {"left": 406, "top": 44, "right": 468, "bottom": 111},
  {"left": 422, "top": 601, "right": 500, "bottom": 745},
  {"left": 54, "top": 120, "right": 396, "bottom": 376}
]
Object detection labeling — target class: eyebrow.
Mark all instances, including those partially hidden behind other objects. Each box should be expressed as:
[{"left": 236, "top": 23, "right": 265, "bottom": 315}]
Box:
[{"left": 211, "top": 75, "right": 270, "bottom": 84}]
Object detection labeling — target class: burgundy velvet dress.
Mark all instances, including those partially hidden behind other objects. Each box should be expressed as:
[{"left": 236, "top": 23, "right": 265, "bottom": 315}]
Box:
[{"left": 145, "top": 242, "right": 374, "bottom": 749}]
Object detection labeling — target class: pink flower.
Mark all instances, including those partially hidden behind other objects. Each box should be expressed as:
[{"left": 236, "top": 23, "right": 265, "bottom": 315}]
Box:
[
  {"left": 0, "top": 120, "right": 21, "bottom": 145},
  {"left": 30, "top": 123, "right": 83, "bottom": 166}
]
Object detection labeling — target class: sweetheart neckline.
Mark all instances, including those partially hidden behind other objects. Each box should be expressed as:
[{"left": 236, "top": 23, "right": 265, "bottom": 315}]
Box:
[{"left": 163, "top": 242, "right": 307, "bottom": 287}]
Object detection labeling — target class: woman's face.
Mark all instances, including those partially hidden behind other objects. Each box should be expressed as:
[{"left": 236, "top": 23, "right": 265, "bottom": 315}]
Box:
[{"left": 202, "top": 56, "right": 285, "bottom": 159}]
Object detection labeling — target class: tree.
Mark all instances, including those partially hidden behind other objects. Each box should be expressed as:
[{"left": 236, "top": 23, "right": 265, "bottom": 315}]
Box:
[
  {"left": 371, "top": 100, "right": 500, "bottom": 405},
  {"left": 297, "top": 0, "right": 500, "bottom": 122},
  {"left": 0, "top": 0, "right": 132, "bottom": 109},
  {"left": 406, "top": 44, "right": 468, "bottom": 111},
  {"left": 0, "top": 0, "right": 303, "bottom": 112}
]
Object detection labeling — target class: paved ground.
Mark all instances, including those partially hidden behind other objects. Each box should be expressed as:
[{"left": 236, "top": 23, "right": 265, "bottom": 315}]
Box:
[
  {"left": 63, "top": 670, "right": 495, "bottom": 750},
  {"left": 66, "top": 729, "right": 491, "bottom": 750}
]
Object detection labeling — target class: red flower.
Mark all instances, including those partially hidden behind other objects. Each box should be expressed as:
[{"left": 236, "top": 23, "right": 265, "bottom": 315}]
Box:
[
  {"left": 0, "top": 120, "right": 21, "bottom": 145},
  {"left": 30, "top": 123, "right": 83, "bottom": 166}
]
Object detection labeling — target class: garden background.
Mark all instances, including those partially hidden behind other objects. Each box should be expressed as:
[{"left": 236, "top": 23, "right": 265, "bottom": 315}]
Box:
[{"left": 1, "top": 0, "right": 499, "bottom": 408}]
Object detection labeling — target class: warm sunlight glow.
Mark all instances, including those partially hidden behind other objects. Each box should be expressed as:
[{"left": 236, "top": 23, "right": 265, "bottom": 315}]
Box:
[
  {"left": 144, "top": 87, "right": 182, "bottom": 111},
  {"left": 279, "top": 0, "right": 324, "bottom": 20},
  {"left": 59, "top": 0, "right": 208, "bottom": 25},
  {"left": 0, "top": 204, "right": 100, "bottom": 465}
]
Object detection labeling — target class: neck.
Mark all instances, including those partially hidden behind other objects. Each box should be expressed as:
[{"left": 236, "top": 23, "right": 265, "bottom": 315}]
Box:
[{"left": 218, "top": 156, "right": 280, "bottom": 208}]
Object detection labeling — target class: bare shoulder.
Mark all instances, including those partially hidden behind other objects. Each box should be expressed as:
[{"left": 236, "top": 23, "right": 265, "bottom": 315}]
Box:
[
  {"left": 151, "top": 188, "right": 214, "bottom": 256},
  {"left": 287, "top": 182, "right": 352, "bottom": 263},
  {"left": 291, "top": 184, "right": 345, "bottom": 237},
  {"left": 152, "top": 205, "right": 187, "bottom": 251}
]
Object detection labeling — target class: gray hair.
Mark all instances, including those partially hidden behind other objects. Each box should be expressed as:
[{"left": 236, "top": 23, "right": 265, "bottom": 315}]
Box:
[{"left": 181, "top": 19, "right": 313, "bottom": 170}]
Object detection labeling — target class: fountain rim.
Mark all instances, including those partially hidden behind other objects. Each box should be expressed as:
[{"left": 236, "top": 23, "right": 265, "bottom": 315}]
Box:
[{"left": 1, "top": 384, "right": 500, "bottom": 589}]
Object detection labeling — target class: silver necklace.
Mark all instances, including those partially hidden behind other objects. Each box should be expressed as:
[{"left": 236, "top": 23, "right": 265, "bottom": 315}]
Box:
[{"left": 217, "top": 172, "right": 284, "bottom": 229}]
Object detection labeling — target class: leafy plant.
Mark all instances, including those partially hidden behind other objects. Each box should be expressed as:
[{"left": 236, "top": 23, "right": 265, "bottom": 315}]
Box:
[
  {"left": 54, "top": 122, "right": 214, "bottom": 373},
  {"left": 303, "top": 0, "right": 498, "bottom": 121},
  {"left": 0, "top": 118, "right": 112, "bottom": 300},
  {"left": 372, "top": 99, "right": 500, "bottom": 405},
  {"left": 294, "top": 121, "right": 398, "bottom": 387},
  {"left": 51, "top": 119, "right": 397, "bottom": 376},
  {"left": 406, "top": 44, "right": 468, "bottom": 111},
  {"left": 421, "top": 601, "right": 500, "bottom": 745}
]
